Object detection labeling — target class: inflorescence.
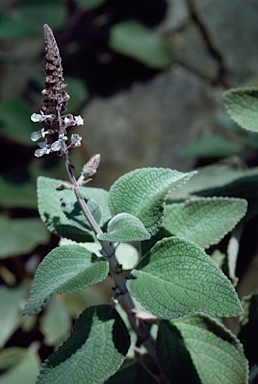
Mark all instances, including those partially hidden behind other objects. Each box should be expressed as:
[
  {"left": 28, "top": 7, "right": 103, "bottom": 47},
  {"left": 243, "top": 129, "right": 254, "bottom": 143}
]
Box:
[{"left": 31, "top": 24, "right": 83, "bottom": 158}]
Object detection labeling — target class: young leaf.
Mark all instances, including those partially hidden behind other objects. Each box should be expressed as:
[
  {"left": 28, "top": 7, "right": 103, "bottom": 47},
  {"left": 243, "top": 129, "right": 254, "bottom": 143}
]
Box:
[
  {"left": 109, "top": 21, "right": 172, "bottom": 69},
  {"left": 127, "top": 237, "right": 243, "bottom": 319},
  {"left": 36, "top": 305, "right": 130, "bottom": 384},
  {"left": 169, "top": 314, "right": 248, "bottom": 384},
  {"left": 97, "top": 213, "right": 151, "bottom": 242},
  {"left": 23, "top": 245, "right": 109, "bottom": 315},
  {"left": 163, "top": 197, "right": 247, "bottom": 249},
  {"left": 156, "top": 321, "right": 201, "bottom": 383},
  {"left": 37, "top": 176, "right": 110, "bottom": 241},
  {"left": 223, "top": 87, "right": 258, "bottom": 132},
  {"left": 106, "top": 361, "right": 159, "bottom": 384},
  {"left": 109, "top": 168, "right": 197, "bottom": 236}
]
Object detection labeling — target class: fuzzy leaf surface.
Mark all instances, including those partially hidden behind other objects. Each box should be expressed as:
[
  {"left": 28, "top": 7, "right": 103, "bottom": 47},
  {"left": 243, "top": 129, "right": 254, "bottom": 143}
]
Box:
[
  {"left": 156, "top": 321, "right": 200, "bottom": 383},
  {"left": 109, "top": 168, "right": 196, "bottom": 236},
  {"left": 169, "top": 314, "right": 248, "bottom": 384},
  {"left": 36, "top": 305, "right": 130, "bottom": 384},
  {"left": 37, "top": 176, "right": 110, "bottom": 241},
  {"left": 98, "top": 213, "right": 151, "bottom": 242},
  {"left": 223, "top": 87, "right": 258, "bottom": 132},
  {"left": 163, "top": 197, "right": 247, "bottom": 248},
  {"left": 23, "top": 245, "right": 109, "bottom": 315},
  {"left": 106, "top": 362, "right": 158, "bottom": 384},
  {"left": 127, "top": 237, "right": 242, "bottom": 319}
]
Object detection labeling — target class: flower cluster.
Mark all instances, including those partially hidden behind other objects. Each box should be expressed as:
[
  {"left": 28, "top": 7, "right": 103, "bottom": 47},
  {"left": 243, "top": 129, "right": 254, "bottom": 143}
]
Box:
[{"left": 31, "top": 24, "right": 83, "bottom": 157}]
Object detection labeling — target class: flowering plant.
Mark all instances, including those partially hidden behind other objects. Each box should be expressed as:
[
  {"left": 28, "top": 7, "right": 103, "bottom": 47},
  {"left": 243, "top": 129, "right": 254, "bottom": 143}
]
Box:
[{"left": 24, "top": 25, "right": 249, "bottom": 384}]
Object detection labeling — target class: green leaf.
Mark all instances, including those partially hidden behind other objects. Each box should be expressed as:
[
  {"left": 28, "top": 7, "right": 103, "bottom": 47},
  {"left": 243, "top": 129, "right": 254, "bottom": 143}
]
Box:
[
  {"left": 74, "top": 0, "right": 106, "bottom": 10},
  {"left": 109, "top": 168, "right": 197, "bottom": 236},
  {"left": 109, "top": 21, "right": 172, "bottom": 69},
  {"left": 23, "top": 245, "right": 109, "bottom": 315},
  {"left": 98, "top": 213, "right": 151, "bottom": 242},
  {"left": 106, "top": 362, "right": 159, "bottom": 384},
  {"left": 21, "top": 0, "right": 67, "bottom": 33},
  {"left": 182, "top": 135, "right": 242, "bottom": 158},
  {"left": 61, "top": 197, "right": 102, "bottom": 232},
  {"left": 60, "top": 238, "right": 139, "bottom": 270},
  {"left": 0, "top": 99, "right": 36, "bottom": 145},
  {"left": 37, "top": 176, "right": 110, "bottom": 241},
  {"left": 0, "top": 216, "right": 49, "bottom": 258},
  {"left": 195, "top": 172, "right": 258, "bottom": 221},
  {"left": 0, "top": 285, "right": 28, "bottom": 348},
  {"left": 40, "top": 297, "right": 72, "bottom": 347},
  {"left": 36, "top": 305, "right": 130, "bottom": 384},
  {"left": 0, "top": 176, "right": 36, "bottom": 209},
  {"left": 0, "top": 13, "right": 37, "bottom": 38},
  {"left": 0, "top": 348, "right": 40, "bottom": 384},
  {"left": 127, "top": 237, "right": 243, "bottom": 319},
  {"left": 156, "top": 321, "right": 201, "bottom": 383},
  {"left": 163, "top": 197, "right": 247, "bottom": 248},
  {"left": 171, "top": 314, "right": 248, "bottom": 384},
  {"left": 223, "top": 87, "right": 258, "bottom": 132}
]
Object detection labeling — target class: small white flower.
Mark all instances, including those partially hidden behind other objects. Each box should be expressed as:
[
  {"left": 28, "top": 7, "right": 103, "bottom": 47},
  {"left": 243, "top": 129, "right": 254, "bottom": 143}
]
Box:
[
  {"left": 71, "top": 133, "right": 82, "bottom": 143},
  {"left": 74, "top": 115, "right": 84, "bottom": 126},
  {"left": 31, "top": 128, "right": 46, "bottom": 142},
  {"left": 64, "top": 115, "right": 73, "bottom": 125},
  {"left": 31, "top": 111, "right": 53, "bottom": 123},
  {"left": 51, "top": 134, "right": 68, "bottom": 152},
  {"left": 34, "top": 140, "right": 51, "bottom": 157}
]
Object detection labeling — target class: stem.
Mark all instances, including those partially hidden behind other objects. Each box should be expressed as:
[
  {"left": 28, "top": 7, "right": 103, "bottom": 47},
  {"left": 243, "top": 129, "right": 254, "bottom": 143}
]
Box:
[{"left": 61, "top": 145, "right": 156, "bottom": 358}]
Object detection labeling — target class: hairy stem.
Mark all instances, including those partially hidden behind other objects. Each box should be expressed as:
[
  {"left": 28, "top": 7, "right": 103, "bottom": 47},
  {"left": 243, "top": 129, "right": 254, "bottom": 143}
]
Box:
[{"left": 61, "top": 144, "right": 156, "bottom": 358}]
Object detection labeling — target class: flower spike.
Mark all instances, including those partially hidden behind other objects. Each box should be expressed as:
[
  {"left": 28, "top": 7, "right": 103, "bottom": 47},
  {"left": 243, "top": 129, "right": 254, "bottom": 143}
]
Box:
[{"left": 30, "top": 24, "right": 84, "bottom": 158}]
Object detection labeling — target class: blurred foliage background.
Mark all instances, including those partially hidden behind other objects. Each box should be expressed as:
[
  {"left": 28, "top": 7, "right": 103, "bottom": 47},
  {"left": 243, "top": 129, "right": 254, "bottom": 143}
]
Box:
[{"left": 1, "top": 0, "right": 258, "bottom": 382}]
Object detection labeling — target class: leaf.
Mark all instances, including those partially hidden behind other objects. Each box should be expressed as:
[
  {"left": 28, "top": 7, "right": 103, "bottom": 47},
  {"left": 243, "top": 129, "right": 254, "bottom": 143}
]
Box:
[
  {"left": 239, "top": 294, "right": 258, "bottom": 366},
  {"left": 0, "top": 13, "right": 37, "bottom": 38},
  {"left": 109, "top": 21, "right": 173, "bottom": 69},
  {"left": 0, "top": 285, "right": 28, "bottom": 348},
  {"left": 109, "top": 168, "right": 197, "bottom": 236},
  {"left": 0, "top": 176, "right": 36, "bottom": 209},
  {"left": 0, "top": 348, "right": 40, "bottom": 384},
  {"left": 163, "top": 197, "right": 247, "bottom": 248},
  {"left": 106, "top": 362, "right": 159, "bottom": 384},
  {"left": 167, "top": 164, "right": 258, "bottom": 201},
  {"left": 21, "top": 0, "right": 67, "bottom": 33},
  {"left": 40, "top": 297, "right": 72, "bottom": 347},
  {"left": 223, "top": 87, "right": 258, "bottom": 132},
  {"left": 127, "top": 237, "right": 243, "bottom": 319},
  {"left": 170, "top": 314, "right": 248, "bottom": 384},
  {"left": 196, "top": 172, "right": 258, "bottom": 221},
  {"left": 0, "top": 99, "right": 36, "bottom": 145},
  {"left": 74, "top": 0, "right": 106, "bottom": 10},
  {"left": 36, "top": 305, "right": 130, "bottom": 384},
  {"left": 98, "top": 213, "right": 151, "bottom": 242},
  {"left": 0, "top": 216, "right": 49, "bottom": 258},
  {"left": 61, "top": 197, "right": 102, "bottom": 232},
  {"left": 156, "top": 321, "right": 201, "bottom": 383},
  {"left": 37, "top": 176, "right": 110, "bottom": 242},
  {"left": 23, "top": 245, "right": 109, "bottom": 315},
  {"left": 182, "top": 135, "right": 242, "bottom": 158}
]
